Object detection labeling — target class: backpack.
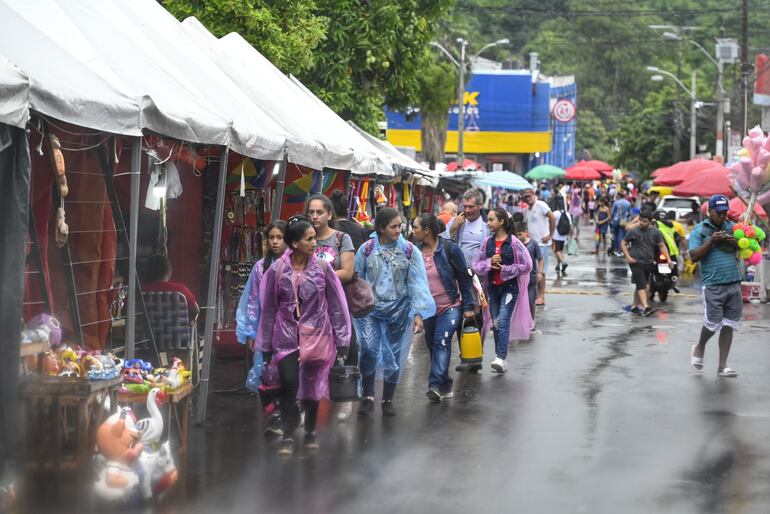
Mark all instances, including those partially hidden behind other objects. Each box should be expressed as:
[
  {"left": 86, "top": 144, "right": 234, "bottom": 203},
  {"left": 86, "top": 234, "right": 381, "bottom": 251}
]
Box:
[{"left": 556, "top": 211, "right": 571, "bottom": 236}]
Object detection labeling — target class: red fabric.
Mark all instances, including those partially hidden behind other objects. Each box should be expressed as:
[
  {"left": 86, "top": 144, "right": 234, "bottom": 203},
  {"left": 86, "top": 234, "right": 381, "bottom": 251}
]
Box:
[
  {"left": 653, "top": 159, "right": 723, "bottom": 186},
  {"left": 672, "top": 166, "right": 732, "bottom": 197},
  {"left": 492, "top": 239, "right": 505, "bottom": 286},
  {"left": 564, "top": 165, "right": 602, "bottom": 180}
]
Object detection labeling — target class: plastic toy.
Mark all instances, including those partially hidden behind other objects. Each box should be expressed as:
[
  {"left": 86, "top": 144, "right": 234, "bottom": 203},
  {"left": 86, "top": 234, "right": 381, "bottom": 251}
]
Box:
[{"left": 94, "top": 408, "right": 143, "bottom": 502}]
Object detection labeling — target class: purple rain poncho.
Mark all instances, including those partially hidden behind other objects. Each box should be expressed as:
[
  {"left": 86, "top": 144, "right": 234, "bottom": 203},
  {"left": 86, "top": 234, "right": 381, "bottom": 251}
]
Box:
[
  {"left": 472, "top": 236, "right": 533, "bottom": 342},
  {"left": 256, "top": 250, "right": 351, "bottom": 401},
  {"left": 353, "top": 235, "right": 436, "bottom": 383}
]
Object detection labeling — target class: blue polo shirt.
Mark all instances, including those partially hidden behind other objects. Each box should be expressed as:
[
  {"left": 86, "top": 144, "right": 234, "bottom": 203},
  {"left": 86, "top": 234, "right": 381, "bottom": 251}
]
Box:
[{"left": 688, "top": 219, "right": 742, "bottom": 285}]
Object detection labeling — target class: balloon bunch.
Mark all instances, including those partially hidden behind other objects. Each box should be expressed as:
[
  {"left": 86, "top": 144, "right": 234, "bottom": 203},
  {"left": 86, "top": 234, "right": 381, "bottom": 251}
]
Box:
[
  {"left": 729, "top": 125, "right": 770, "bottom": 215},
  {"left": 732, "top": 222, "right": 766, "bottom": 265}
]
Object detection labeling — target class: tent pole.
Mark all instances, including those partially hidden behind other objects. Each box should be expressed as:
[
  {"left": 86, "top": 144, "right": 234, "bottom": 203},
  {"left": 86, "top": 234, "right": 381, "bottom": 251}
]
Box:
[
  {"left": 126, "top": 137, "right": 141, "bottom": 360},
  {"left": 196, "top": 147, "right": 229, "bottom": 425},
  {"left": 270, "top": 147, "right": 288, "bottom": 221}
]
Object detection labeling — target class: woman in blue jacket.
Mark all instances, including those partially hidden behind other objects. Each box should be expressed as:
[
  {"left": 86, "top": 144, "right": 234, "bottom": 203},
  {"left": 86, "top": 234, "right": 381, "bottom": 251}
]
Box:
[{"left": 412, "top": 214, "right": 475, "bottom": 402}]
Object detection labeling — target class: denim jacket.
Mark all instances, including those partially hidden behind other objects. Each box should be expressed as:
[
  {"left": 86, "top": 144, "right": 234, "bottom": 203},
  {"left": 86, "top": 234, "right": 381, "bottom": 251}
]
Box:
[{"left": 421, "top": 237, "right": 475, "bottom": 314}]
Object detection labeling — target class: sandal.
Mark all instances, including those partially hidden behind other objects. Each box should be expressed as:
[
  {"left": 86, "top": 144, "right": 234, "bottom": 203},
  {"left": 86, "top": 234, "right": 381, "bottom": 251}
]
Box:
[
  {"left": 717, "top": 367, "right": 738, "bottom": 377},
  {"left": 690, "top": 345, "right": 703, "bottom": 372},
  {"left": 535, "top": 298, "right": 545, "bottom": 306}
]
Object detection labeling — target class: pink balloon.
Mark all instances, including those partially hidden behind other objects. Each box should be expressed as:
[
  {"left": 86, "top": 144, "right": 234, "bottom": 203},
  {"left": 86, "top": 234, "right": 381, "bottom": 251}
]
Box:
[{"left": 748, "top": 252, "right": 763, "bottom": 265}]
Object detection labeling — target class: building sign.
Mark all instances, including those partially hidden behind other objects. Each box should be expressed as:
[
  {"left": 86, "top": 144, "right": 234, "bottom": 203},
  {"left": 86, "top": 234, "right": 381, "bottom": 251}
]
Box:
[{"left": 552, "top": 99, "right": 576, "bottom": 123}]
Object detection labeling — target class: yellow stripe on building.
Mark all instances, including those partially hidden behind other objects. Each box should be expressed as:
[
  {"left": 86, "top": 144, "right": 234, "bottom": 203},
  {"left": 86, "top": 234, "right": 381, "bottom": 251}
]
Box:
[{"left": 387, "top": 129, "right": 552, "bottom": 154}]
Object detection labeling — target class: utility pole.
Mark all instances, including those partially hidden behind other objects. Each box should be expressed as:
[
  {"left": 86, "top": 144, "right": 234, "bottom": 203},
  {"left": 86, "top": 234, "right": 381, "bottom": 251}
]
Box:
[
  {"left": 741, "top": 0, "right": 749, "bottom": 134},
  {"left": 716, "top": 58, "right": 725, "bottom": 159},
  {"left": 690, "top": 70, "right": 697, "bottom": 159},
  {"left": 456, "top": 39, "right": 467, "bottom": 163}
]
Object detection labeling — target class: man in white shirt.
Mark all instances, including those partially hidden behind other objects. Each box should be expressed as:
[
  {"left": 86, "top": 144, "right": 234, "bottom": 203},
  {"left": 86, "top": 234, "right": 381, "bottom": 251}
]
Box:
[{"left": 522, "top": 188, "right": 556, "bottom": 305}]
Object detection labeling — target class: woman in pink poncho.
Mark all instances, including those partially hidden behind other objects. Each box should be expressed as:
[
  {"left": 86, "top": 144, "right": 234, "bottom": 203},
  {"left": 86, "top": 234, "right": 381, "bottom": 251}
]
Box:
[
  {"left": 472, "top": 208, "right": 533, "bottom": 374},
  {"left": 257, "top": 216, "right": 351, "bottom": 455}
]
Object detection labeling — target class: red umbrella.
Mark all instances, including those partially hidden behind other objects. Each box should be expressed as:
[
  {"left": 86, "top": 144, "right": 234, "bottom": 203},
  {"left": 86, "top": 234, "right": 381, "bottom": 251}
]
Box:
[
  {"left": 445, "top": 159, "right": 483, "bottom": 172},
  {"left": 672, "top": 166, "right": 732, "bottom": 197},
  {"left": 653, "top": 159, "right": 722, "bottom": 186},
  {"left": 582, "top": 160, "right": 614, "bottom": 173},
  {"left": 564, "top": 165, "right": 602, "bottom": 180},
  {"left": 651, "top": 166, "right": 668, "bottom": 178},
  {"left": 700, "top": 197, "right": 768, "bottom": 221}
]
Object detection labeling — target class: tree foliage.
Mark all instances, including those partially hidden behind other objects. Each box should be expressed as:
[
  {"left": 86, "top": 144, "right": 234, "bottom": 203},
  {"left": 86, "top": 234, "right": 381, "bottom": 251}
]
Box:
[
  {"left": 418, "top": 59, "right": 458, "bottom": 166},
  {"left": 162, "top": 0, "right": 328, "bottom": 75}
]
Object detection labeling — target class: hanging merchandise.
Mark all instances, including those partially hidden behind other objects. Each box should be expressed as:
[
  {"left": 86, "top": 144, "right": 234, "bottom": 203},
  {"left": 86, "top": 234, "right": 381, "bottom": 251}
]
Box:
[
  {"left": 388, "top": 183, "right": 397, "bottom": 208},
  {"left": 402, "top": 180, "right": 411, "bottom": 207},
  {"left": 357, "top": 178, "right": 371, "bottom": 224},
  {"left": 55, "top": 206, "right": 69, "bottom": 248},
  {"left": 348, "top": 180, "right": 359, "bottom": 219},
  {"left": 374, "top": 184, "right": 387, "bottom": 206},
  {"left": 48, "top": 134, "right": 68, "bottom": 197},
  {"left": 239, "top": 162, "right": 246, "bottom": 198}
]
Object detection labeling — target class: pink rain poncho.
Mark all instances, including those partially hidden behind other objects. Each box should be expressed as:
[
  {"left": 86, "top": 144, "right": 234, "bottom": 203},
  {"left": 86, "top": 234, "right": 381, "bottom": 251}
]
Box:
[
  {"left": 353, "top": 235, "right": 436, "bottom": 383},
  {"left": 256, "top": 250, "right": 351, "bottom": 401},
  {"left": 472, "top": 236, "right": 533, "bottom": 343}
]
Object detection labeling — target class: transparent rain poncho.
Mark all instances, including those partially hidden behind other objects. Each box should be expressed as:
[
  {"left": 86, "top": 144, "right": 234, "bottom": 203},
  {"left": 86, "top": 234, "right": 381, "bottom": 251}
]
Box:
[
  {"left": 353, "top": 235, "right": 436, "bottom": 383},
  {"left": 235, "top": 258, "right": 266, "bottom": 392}
]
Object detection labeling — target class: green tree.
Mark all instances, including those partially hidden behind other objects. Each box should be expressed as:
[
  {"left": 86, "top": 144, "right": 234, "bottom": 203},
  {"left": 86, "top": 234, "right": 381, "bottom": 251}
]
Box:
[
  {"left": 612, "top": 89, "right": 677, "bottom": 176},
  {"left": 162, "top": 0, "right": 328, "bottom": 75},
  {"left": 299, "top": 0, "right": 455, "bottom": 134},
  {"left": 575, "top": 109, "right": 611, "bottom": 162},
  {"left": 417, "top": 59, "right": 458, "bottom": 167}
]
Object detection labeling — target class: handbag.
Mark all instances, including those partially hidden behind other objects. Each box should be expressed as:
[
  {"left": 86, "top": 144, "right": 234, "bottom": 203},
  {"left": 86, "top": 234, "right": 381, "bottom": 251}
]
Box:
[
  {"left": 566, "top": 238, "right": 579, "bottom": 256},
  {"left": 343, "top": 273, "right": 375, "bottom": 318},
  {"left": 328, "top": 359, "right": 361, "bottom": 402},
  {"left": 298, "top": 323, "right": 333, "bottom": 365}
]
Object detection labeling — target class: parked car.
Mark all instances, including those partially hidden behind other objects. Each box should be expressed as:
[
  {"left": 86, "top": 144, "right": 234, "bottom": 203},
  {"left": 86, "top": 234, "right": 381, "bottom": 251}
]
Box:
[{"left": 656, "top": 195, "right": 701, "bottom": 222}]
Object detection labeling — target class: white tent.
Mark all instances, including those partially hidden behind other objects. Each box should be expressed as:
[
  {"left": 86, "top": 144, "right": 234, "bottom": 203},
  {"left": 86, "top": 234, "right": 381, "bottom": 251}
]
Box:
[{"left": 0, "top": 55, "right": 30, "bottom": 129}]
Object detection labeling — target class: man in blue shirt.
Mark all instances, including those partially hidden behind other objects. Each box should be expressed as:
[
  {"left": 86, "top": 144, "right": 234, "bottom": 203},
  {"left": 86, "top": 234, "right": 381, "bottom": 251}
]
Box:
[
  {"left": 688, "top": 194, "right": 742, "bottom": 377},
  {"left": 610, "top": 189, "right": 632, "bottom": 256}
]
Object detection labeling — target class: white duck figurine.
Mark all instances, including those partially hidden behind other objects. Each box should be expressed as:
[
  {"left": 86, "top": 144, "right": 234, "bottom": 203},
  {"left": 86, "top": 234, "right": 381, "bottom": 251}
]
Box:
[{"left": 136, "top": 387, "right": 165, "bottom": 448}]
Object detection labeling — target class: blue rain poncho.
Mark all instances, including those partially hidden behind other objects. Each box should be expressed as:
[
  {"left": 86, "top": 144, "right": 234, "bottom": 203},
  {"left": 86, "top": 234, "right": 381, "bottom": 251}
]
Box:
[
  {"left": 353, "top": 235, "right": 436, "bottom": 383},
  {"left": 236, "top": 258, "right": 264, "bottom": 392}
]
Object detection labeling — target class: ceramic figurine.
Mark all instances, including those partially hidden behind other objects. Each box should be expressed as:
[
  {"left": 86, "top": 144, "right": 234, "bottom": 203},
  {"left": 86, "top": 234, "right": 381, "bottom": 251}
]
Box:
[{"left": 94, "top": 408, "right": 143, "bottom": 503}]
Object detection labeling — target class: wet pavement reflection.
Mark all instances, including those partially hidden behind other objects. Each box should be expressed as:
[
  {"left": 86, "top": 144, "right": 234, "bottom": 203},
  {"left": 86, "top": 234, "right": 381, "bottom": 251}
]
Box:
[{"left": 169, "top": 231, "right": 769, "bottom": 514}]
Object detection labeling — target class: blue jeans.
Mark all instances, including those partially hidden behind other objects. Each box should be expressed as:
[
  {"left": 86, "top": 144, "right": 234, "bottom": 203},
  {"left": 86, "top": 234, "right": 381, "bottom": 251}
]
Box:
[
  {"left": 612, "top": 221, "right": 626, "bottom": 252},
  {"left": 423, "top": 307, "right": 461, "bottom": 392},
  {"left": 487, "top": 281, "right": 519, "bottom": 359}
]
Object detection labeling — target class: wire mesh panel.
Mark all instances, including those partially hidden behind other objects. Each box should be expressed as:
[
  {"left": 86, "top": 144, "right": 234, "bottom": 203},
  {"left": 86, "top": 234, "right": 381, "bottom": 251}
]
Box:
[{"left": 140, "top": 291, "right": 191, "bottom": 351}]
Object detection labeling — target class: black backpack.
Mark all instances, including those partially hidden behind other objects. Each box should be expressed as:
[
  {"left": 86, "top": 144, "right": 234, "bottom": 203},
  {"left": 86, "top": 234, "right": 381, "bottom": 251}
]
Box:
[{"left": 556, "top": 210, "right": 571, "bottom": 236}]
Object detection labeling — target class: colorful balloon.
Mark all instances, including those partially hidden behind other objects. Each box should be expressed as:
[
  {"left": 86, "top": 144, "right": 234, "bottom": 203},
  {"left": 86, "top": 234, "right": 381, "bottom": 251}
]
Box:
[
  {"left": 733, "top": 229, "right": 746, "bottom": 240},
  {"left": 745, "top": 227, "right": 756, "bottom": 239},
  {"left": 748, "top": 252, "right": 763, "bottom": 265},
  {"left": 734, "top": 223, "right": 745, "bottom": 231},
  {"left": 738, "top": 238, "right": 750, "bottom": 249},
  {"left": 749, "top": 239, "right": 761, "bottom": 252},
  {"left": 740, "top": 248, "right": 753, "bottom": 260},
  {"left": 756, "top": 227, "right": 766, "bottom": 241}
]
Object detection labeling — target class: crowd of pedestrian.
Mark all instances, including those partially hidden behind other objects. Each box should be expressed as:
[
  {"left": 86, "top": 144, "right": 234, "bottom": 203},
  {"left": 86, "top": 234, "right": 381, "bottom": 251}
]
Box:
[{"left": 234, "top": 178, "right": 746, "bottom": 456}]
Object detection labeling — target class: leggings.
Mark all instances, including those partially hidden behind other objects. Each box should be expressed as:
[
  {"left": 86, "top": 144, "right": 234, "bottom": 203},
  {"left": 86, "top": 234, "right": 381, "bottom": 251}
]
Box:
[
  {"left": 277, "top": 350, "right": 318, "bottom": 437},
  {"left": 362, "top": 374, "right": 398, "bottom": 401}
]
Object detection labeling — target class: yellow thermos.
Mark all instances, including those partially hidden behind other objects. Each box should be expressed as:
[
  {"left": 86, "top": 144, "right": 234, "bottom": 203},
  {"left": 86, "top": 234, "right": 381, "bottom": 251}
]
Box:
[{"left": 459, "top": 319, "right": 483, "bottom": 363}]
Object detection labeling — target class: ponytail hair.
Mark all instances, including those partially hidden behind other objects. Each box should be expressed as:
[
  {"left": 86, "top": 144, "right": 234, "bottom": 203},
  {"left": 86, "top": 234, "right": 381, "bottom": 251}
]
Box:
[
  {"left": 489, "top": 207, "right": 515, "bottom": 235},
  {"left": 262, "top": 220, "right": 286, "bottom": 273}
]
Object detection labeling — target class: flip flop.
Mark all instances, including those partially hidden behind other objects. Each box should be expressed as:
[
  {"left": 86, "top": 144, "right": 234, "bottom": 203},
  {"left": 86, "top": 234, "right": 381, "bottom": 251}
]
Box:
[
  {"left": 690, "top": 345, "right": 703, "bottom": 372},
  {"left": 717, "top": 367, "right": 738, "bottom": 377},
  {"left": 535, "top": 299, "right": 545, "bottom": 306}
]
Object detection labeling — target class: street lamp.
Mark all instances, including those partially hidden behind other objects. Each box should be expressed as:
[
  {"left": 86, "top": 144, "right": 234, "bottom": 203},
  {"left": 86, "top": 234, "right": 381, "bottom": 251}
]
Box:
[
  {"left": 430, "top": 37, "right": 510, "bottom": 163},
  {"left": 647, "top": 65, "right": 698, "bottom": 159},
  {"left": 655, "top": 31, "right": 734, "bottom": 160}
]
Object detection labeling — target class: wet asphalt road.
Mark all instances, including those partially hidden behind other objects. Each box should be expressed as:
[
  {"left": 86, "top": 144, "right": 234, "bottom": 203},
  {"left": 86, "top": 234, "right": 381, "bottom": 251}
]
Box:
[{"left": 180, "top": 227, "right": 770, "bottom": 514}]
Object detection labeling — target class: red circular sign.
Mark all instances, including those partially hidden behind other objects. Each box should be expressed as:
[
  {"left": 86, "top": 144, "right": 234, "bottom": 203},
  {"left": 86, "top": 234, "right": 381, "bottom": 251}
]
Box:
[{"left": 552, "top": 99, "right": 576, "bottom": 123}]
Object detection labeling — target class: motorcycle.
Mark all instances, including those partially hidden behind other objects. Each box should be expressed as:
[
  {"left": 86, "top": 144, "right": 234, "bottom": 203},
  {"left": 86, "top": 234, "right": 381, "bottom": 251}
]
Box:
[{"left": 650, "top": 253, "right": 678, "bottom": 302}]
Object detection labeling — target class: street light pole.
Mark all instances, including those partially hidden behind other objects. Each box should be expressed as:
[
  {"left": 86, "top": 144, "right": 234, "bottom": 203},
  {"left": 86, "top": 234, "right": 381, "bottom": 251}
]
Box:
[
  {"left": 457, "top": 38, "right": 468, "bottom": 163},
  {"left": 674, "top": 38, "right": 683, "bottom": 162},
  {"left": 690, "top": 70, "right": 697, "bottom": 159},
  {"left": 716, "top": 59, "right": 725, "bottom": 159},
  {"left": 431, "top": 38, "right": 509, "bottom": 166}
]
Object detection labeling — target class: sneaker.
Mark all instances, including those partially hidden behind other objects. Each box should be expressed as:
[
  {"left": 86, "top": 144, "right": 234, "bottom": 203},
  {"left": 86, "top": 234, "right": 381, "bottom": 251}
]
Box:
[
  {"left": 440, "top": 389, "right": 454, "bottom": 400},
  {"left": 455, "top": 363, "right": 470, "bottom": 372},
  {"left": 264, "top": 413, "right": 283, "bottom": 440},
  {"left": 561, "top": 263, "right": 568, "bottom": 274},
  {"left": 358, "top": 397, "right": 374, "bottom": 417},
  {"left": 381, "top": 401, "right": 397, "bottom": 417},
  {"left": 630, "top": 306, "right": 641, "bottom": 316},
  {"left": 336, "top": 401, "right": 353, "bottom": 422},
  {"left": 468, "top": 363, "right": 482, "bottom": 374},
  {"left": 491, "top": 357, "right": 508, "bottom": 374},
  {"left": 426, "top": 389, "right": 441, "bottom": 403},
  {"left": 304, "top": 431, "right": 319, "bottom": 450},
  {"left": 643, "top": 307, "right": 654, "bottom": 317},
  {"left": 277, "top": 438, "right": 294, "bottom": 456}
]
